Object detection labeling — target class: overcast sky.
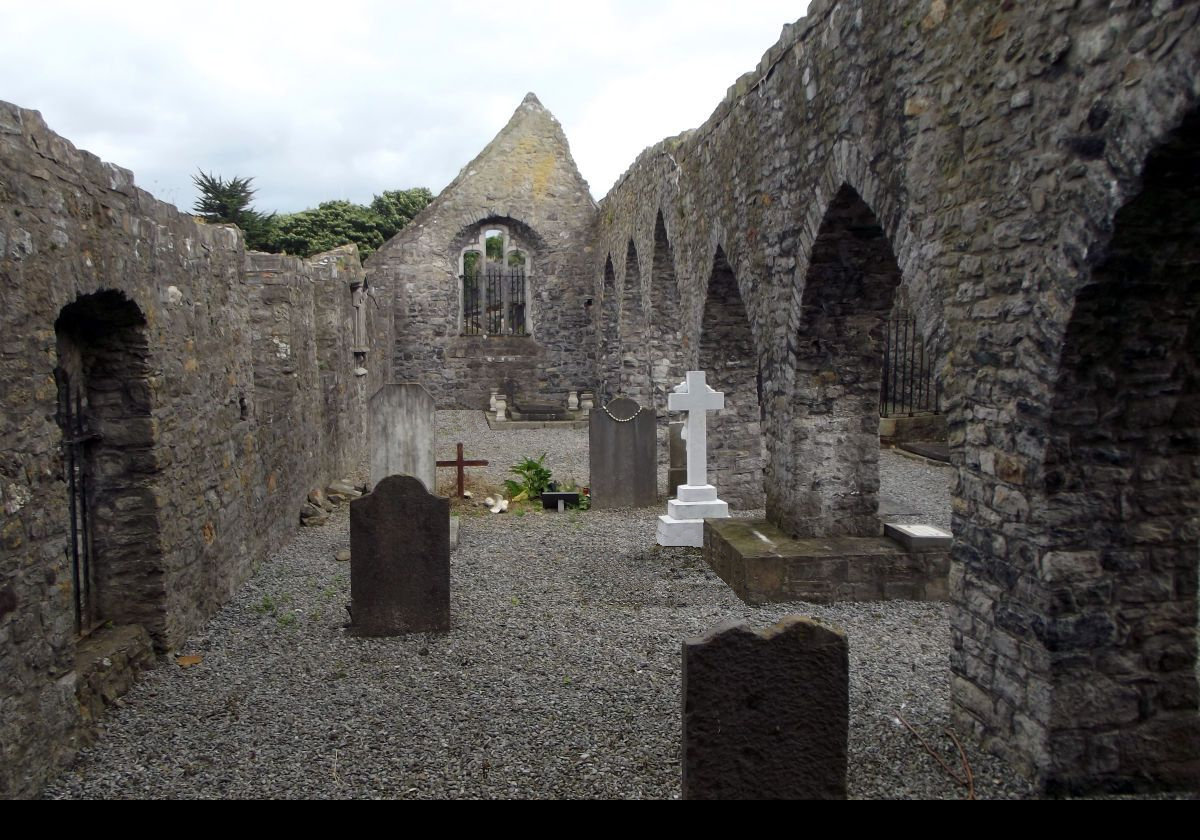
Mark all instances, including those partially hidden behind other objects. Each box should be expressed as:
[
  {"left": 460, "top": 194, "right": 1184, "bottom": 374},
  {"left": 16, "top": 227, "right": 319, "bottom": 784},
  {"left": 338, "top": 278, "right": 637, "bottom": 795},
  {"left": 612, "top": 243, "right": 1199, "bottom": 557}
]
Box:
[{"left": 2, "top": 1, "right": 809, "bottom": 212}]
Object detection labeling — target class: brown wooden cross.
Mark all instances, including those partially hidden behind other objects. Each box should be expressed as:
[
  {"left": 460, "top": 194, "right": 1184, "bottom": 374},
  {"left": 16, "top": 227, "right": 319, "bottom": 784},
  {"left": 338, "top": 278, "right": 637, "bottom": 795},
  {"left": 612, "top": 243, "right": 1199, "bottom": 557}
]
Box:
[{"left": 436, "top": 442, "right": 489, "bottom": 498}]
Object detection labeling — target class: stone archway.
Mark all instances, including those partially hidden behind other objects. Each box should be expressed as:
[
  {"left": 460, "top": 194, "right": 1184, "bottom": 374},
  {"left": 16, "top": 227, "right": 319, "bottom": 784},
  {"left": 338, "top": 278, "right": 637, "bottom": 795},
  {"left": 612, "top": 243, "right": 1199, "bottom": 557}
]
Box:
[
  {"left": 618, "top": 239, "right": 651, "bottom": 405},
  {"left": 779, "top": 184, "right": 903, "bottom": 538},
  {"left": 1028, "top": 108, "right": 1200, "bottom": 793},
  {"left": 649, "top": 211, "right": 685, "bottom": 489},
  {"left": 699, "top": 246, "right": 764, "bottom": 509},
  {"left": 54, "top": 290, "right": 166, "bottom": 641},
  {"left": 599, "top": 256, "right": 620, "bottom": 403}
]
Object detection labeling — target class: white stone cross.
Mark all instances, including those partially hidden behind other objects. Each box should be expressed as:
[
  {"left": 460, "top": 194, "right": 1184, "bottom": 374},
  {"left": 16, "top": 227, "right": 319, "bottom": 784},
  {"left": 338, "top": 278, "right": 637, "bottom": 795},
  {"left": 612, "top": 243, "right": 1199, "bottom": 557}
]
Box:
[{"left": 668, "top": 370, "right": 724, "bottom": 488}]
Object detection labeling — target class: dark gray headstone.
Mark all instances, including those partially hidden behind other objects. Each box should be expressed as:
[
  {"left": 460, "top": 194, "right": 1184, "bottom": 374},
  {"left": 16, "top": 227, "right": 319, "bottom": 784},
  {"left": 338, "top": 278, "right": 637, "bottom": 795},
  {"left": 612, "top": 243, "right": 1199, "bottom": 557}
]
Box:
[
  {"left": 369, "top": 383, "right": 436, "bottom": 492},
  {"left": 589, "top": 396, "right": 656, "bottom": 509},
  {"left": 668, "top": 420, "right": 687, "bottom": 498},
  {"left": 349, "top": 474, "right": 449, "bottom": 636},
  {"left": 683, "top": 616, "right": 848, "bottom": 799}
]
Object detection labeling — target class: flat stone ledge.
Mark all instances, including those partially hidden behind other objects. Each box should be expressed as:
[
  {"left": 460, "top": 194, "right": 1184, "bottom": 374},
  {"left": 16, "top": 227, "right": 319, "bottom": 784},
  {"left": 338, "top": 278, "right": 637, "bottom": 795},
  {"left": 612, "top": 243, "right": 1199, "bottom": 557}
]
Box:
[
  {"left": 74, "top": 624, "right": 156, "bottom": 727},
  {"left": 483, "top": 413, "right": 589, "bottom": 431},
  {"left": 703, "top": 519, "right": 950, "bottom": 604}
]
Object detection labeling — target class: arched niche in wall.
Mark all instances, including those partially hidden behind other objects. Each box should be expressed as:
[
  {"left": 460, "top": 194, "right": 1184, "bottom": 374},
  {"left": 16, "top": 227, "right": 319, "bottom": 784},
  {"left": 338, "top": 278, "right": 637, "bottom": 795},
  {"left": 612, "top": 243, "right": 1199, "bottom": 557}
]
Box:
[
  {"left": 782, "top": 183, "right": 904, "bottom": 538},
  {"left": 54, "top": 290, "right": 167, "bottom": 642},
  {"left": 618, "top": 239, "right": 651, "bottom": 405},
  {"left": 699, "top": 246, "right": 765, "bottom": 510},
  {"left": 1027, "top": 106, "right": 1200, "bottom": 794}
]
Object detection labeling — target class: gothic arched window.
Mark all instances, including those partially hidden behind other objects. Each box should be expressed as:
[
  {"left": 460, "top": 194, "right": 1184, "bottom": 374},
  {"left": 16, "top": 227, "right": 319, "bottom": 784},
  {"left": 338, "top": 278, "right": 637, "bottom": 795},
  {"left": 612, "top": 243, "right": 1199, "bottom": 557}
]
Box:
[{"left": 460, "top": 225, "right": 529, "bottom": 336}]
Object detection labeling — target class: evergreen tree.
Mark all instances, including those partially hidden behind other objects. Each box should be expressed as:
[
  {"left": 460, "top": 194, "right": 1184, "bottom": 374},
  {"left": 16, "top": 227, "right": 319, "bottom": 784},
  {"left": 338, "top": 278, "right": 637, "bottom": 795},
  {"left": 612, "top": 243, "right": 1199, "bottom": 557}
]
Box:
[{"left": 191, "top": 170, "right": 277, "bottom": 252}]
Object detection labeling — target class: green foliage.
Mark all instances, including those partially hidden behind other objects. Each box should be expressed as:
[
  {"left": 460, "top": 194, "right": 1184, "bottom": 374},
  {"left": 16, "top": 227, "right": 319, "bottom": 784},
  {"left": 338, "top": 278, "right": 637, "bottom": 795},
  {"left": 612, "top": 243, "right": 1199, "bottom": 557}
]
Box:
[
  {"left": 191, "top": 170, "right": 277, "bottom": 252},
  {"left": 463, "top": 250, "right": 481, "bottom": 277},
  {"left": 190, "top": 170, "right": 433, "bottom": 262},
  {"left": 485, "top": 232, "right": 504, "bottom": 261},
  {"left": 370, "top": 187, "right": 434, "bottom": 240},
  {"left": 503, "top": 453, "right": 553, "bottom": 499},
  {"left": 273, "top": 200, "right": 385, "bottom": 260}
]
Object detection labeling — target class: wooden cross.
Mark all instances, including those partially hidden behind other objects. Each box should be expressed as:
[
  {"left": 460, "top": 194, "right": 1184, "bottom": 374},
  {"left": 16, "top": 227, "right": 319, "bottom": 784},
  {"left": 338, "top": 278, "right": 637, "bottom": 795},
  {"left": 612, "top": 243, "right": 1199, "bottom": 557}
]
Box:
[{"left": 436, "top": 442, "right": 489, "bottom": 498}]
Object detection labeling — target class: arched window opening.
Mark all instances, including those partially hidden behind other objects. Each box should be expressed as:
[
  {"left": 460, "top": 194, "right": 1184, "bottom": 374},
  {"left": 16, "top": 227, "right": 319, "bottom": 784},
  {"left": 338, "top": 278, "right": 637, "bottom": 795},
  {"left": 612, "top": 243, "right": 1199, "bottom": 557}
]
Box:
[{"left": 460, "top": 225, "right": 530, "bottom": 336}]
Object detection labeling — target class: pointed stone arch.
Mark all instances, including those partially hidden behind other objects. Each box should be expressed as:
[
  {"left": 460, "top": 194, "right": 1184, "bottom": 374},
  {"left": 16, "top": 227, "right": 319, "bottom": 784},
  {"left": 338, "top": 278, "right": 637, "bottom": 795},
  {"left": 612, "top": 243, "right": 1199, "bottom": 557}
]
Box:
[
  {"left": 54, "top": 290, "right": 167, "bottom": 641},
  {"left": 956, "top": 107, "right": 1200, "bottom": 794},
  {"left": 699, "top": 246, "right": 765, "bottom": 509},
  {"left": 779, "top": 183, "right": 903, "bottom": 538},
  {"left": 599, "top": 256, "right": 620, "bottom": 401},
  {"left": 618, "top": 239, "right": 651, "bottom": 404},
  {"left": 649, "top": 211, "right": 685, "bottom": 487}
]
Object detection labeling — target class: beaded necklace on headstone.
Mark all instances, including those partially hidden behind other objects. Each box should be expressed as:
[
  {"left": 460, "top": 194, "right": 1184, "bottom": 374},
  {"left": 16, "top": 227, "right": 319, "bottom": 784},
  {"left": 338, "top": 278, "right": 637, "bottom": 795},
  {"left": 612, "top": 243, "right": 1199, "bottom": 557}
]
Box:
[{"left": 601, "top": 398, "right": 644, "bottom": 423}]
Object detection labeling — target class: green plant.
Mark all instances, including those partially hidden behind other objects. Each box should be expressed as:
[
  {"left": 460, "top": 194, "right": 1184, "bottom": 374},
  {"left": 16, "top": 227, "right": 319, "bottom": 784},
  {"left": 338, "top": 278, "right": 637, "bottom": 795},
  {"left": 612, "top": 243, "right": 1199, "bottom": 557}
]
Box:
[
  {"left": 577, "top": 490, "right": 591, "bottom": 511},
  {"left": 504, "top": 453, "right": 553, "bottom": 500},
  {"left": 277, "top": 611, "right": 297, "bottom": 628}
]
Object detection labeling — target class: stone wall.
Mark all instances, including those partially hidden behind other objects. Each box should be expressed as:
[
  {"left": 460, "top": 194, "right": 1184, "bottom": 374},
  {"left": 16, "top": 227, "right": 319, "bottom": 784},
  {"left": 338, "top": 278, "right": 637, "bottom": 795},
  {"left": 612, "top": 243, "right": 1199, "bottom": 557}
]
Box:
[
  {"left": 0, "top": 102, "right": 384, "bottom": 798},
  {"left": 367, "top": 93, "right": 596, "bottom": 411},
  {"left": 594, "top": 0, "right": 1200, "bottom": 792}
]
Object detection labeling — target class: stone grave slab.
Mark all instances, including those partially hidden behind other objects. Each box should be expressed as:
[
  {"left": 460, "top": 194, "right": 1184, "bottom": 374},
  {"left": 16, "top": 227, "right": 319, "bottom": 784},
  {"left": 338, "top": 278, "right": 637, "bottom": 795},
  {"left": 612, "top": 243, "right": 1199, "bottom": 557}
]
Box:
[
  {"left": 683, "top": 616, "right": 848, "bottom": 799},
  {"left": 369, "top": 383, "right": 436, "bottom": 492},
  {"left": 589, "top": 396, "right": 656, "bottom": 508},
  {"left": 349, "top": 475, "right": 449, "bottom": 636},
  {"left": 704, "top": 518, "right": 950, "bottom": 603}
]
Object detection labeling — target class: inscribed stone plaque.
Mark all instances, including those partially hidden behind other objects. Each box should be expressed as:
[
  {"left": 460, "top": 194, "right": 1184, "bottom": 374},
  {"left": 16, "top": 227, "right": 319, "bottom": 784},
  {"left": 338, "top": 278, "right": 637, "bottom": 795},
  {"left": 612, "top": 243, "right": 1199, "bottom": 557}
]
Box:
[
  {"left": 349, "top": 475, "right": 449, "bottom": 636},
  {"left": 589, "top": 396, "right": 656, "bottom": 509},
  {"left": 369, "top": 383, "right": 436, "bottom": 492},
  {"left": 683, "top": 616, "right": 848, "bottom": 799}
]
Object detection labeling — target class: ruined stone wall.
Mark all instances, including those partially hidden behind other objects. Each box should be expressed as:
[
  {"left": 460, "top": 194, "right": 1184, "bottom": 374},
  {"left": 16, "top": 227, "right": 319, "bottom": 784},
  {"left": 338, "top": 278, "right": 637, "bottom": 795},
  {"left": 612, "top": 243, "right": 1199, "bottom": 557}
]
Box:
[
  {"left": 596, "top": 0, "right": 1200, "bottom": 792},
  {"left": 367, "top": 94, "right": 596, "bottom": 410},
  {"left": 0, "top": 103, "right": 383, "bottom": 798}
]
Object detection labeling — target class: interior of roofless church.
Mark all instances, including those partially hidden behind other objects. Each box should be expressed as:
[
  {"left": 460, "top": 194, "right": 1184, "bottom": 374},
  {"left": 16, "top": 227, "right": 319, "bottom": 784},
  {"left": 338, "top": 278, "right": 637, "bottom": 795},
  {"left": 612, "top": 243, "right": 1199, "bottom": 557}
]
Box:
[{"left": 2, "top": 0, "right": 1199, "bottom": 801}]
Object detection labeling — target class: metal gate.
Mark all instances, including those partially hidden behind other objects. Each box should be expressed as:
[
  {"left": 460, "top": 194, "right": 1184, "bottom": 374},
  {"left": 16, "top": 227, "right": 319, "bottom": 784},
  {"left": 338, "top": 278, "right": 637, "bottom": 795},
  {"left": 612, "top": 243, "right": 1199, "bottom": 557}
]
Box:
[
  {"left": 461, "top": 266, "right": 527, "bottom": 336},
  {"left": 57, "top": 370, "right": 100, "bottom": 636},
  {"left": 880, "top": 313, "right": 940, "bottom": 418}
]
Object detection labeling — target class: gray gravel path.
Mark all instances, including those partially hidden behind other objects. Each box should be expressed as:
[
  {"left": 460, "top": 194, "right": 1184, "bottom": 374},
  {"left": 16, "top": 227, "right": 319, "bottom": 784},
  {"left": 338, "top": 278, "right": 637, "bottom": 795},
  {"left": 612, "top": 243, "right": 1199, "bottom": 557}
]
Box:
[{"left": 44, "top": 412, "right": 1036, "bottom": 799}]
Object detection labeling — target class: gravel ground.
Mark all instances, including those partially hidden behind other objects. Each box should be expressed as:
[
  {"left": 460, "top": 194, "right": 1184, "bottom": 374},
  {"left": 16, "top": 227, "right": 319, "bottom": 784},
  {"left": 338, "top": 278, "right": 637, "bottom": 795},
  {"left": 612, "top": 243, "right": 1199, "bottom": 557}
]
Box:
[{"left": 36, "top": 412, "right": 1102, "bottom": 798}]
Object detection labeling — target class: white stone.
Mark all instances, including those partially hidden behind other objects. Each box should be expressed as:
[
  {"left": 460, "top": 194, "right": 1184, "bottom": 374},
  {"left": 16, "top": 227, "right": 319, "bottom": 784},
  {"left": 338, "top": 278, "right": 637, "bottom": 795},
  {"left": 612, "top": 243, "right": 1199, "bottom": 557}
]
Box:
[
  {"left": 657, "top": 515, "right": 706, "bottom": 547},
  {"left": 657, "top": 371, "right": 731, "bottom": 547}
]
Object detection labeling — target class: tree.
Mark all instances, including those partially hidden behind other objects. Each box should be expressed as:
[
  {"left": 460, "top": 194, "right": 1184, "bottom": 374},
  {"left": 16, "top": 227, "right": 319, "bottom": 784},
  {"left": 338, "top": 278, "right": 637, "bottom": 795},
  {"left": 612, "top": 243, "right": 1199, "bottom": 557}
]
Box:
[
  {"left": 191, "top": 170, "right": 277, "bottom": 252},
  {"left": 273, "top": 201, "right": 386, "bottom": 261},
  {"left": 370, "top": 187, "right": 433, "bottom": 241}
]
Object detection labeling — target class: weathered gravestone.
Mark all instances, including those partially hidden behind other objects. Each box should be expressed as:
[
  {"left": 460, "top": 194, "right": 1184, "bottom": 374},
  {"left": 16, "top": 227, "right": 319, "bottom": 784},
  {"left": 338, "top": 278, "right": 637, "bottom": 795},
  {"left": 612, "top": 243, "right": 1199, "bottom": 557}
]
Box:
[
  {"left": 589, "top": 396, "right": 656, "bottom": 508},
  {"left": 349, "top": 475, "right": 449, "bottom": 636},
  {"left": 369, "top": 383, "right": 436, "bottom": 492},
  {"left": 668, "top": 420, "right": 686, "bottom": 498},
  {"left": 683, "top": 616, "right": 848, "bottom": 799}
]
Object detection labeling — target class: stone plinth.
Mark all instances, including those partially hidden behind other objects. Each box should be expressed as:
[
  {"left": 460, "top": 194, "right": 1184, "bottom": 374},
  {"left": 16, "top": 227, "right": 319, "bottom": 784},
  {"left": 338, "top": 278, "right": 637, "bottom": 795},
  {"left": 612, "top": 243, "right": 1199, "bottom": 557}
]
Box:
[
  {"left": 657, "top": 484, "right": 730, "bottom": 547},
  {"left": 683, "top": 616, "right": 848, "bottom": 799},
  {"left": 704, "top": 518, "right": 949, "bottom": 604}
]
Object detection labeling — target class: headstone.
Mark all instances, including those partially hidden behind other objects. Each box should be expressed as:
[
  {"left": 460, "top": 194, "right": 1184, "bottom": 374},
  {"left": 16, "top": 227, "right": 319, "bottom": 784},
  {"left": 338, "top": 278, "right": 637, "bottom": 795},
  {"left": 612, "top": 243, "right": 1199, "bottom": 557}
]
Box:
[
  {"left": 369, "top": 383, "right": 436, "bottom": 492},
  {"left": 668, "top": 420, "right": 687, "bottom": 498},
  {"left": 589, "top": 396, "right": 656, "bottom": 508},
  {"left": 657, "top": 371, "right": 731, "bottom": 546},
  {"left": 683, "top": 616, "right": 848, "bottom": 800},
  {"left": 349, "top": 475, "right": 449, "bottom": 636}
]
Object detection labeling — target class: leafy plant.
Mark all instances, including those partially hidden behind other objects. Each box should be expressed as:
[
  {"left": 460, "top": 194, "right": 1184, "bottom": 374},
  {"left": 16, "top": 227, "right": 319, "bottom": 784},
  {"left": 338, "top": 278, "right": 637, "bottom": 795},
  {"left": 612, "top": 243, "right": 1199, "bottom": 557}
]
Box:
[
  {"left": 504, "top": 453, "right": 553, "bottom": 500},
  {"left": 191, "top": 170, "right": 276, "bottom": 252}
]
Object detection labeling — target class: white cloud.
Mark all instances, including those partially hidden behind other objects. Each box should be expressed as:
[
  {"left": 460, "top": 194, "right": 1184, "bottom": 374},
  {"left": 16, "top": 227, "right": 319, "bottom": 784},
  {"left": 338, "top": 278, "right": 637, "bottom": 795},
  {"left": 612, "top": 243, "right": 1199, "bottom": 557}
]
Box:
[{"left": 1, "top": 0, "right": 808, "bottom": 211}]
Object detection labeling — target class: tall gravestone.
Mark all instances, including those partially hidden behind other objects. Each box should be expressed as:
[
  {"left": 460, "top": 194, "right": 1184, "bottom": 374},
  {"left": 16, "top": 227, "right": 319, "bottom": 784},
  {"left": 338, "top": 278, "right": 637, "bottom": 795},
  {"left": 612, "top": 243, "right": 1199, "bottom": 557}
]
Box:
[
  {"left": 369, "top": 383, "right": 436, "bottom": 492},
  {"left": 589, "top": 396, "right": 656, "bottom": 509},
  {"left": 683, "top": 616, "right": 849, "bottom": 800},
  {"left": 349, "top": 475, "right": 450, "bottom": 636}
]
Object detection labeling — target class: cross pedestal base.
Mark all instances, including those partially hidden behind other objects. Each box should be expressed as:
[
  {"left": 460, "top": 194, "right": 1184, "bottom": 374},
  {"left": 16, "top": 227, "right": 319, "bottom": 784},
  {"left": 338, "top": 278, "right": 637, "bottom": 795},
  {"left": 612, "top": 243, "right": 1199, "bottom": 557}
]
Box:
[{"left": 658, "top": 484, "right": 730, "bottom": 547}]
